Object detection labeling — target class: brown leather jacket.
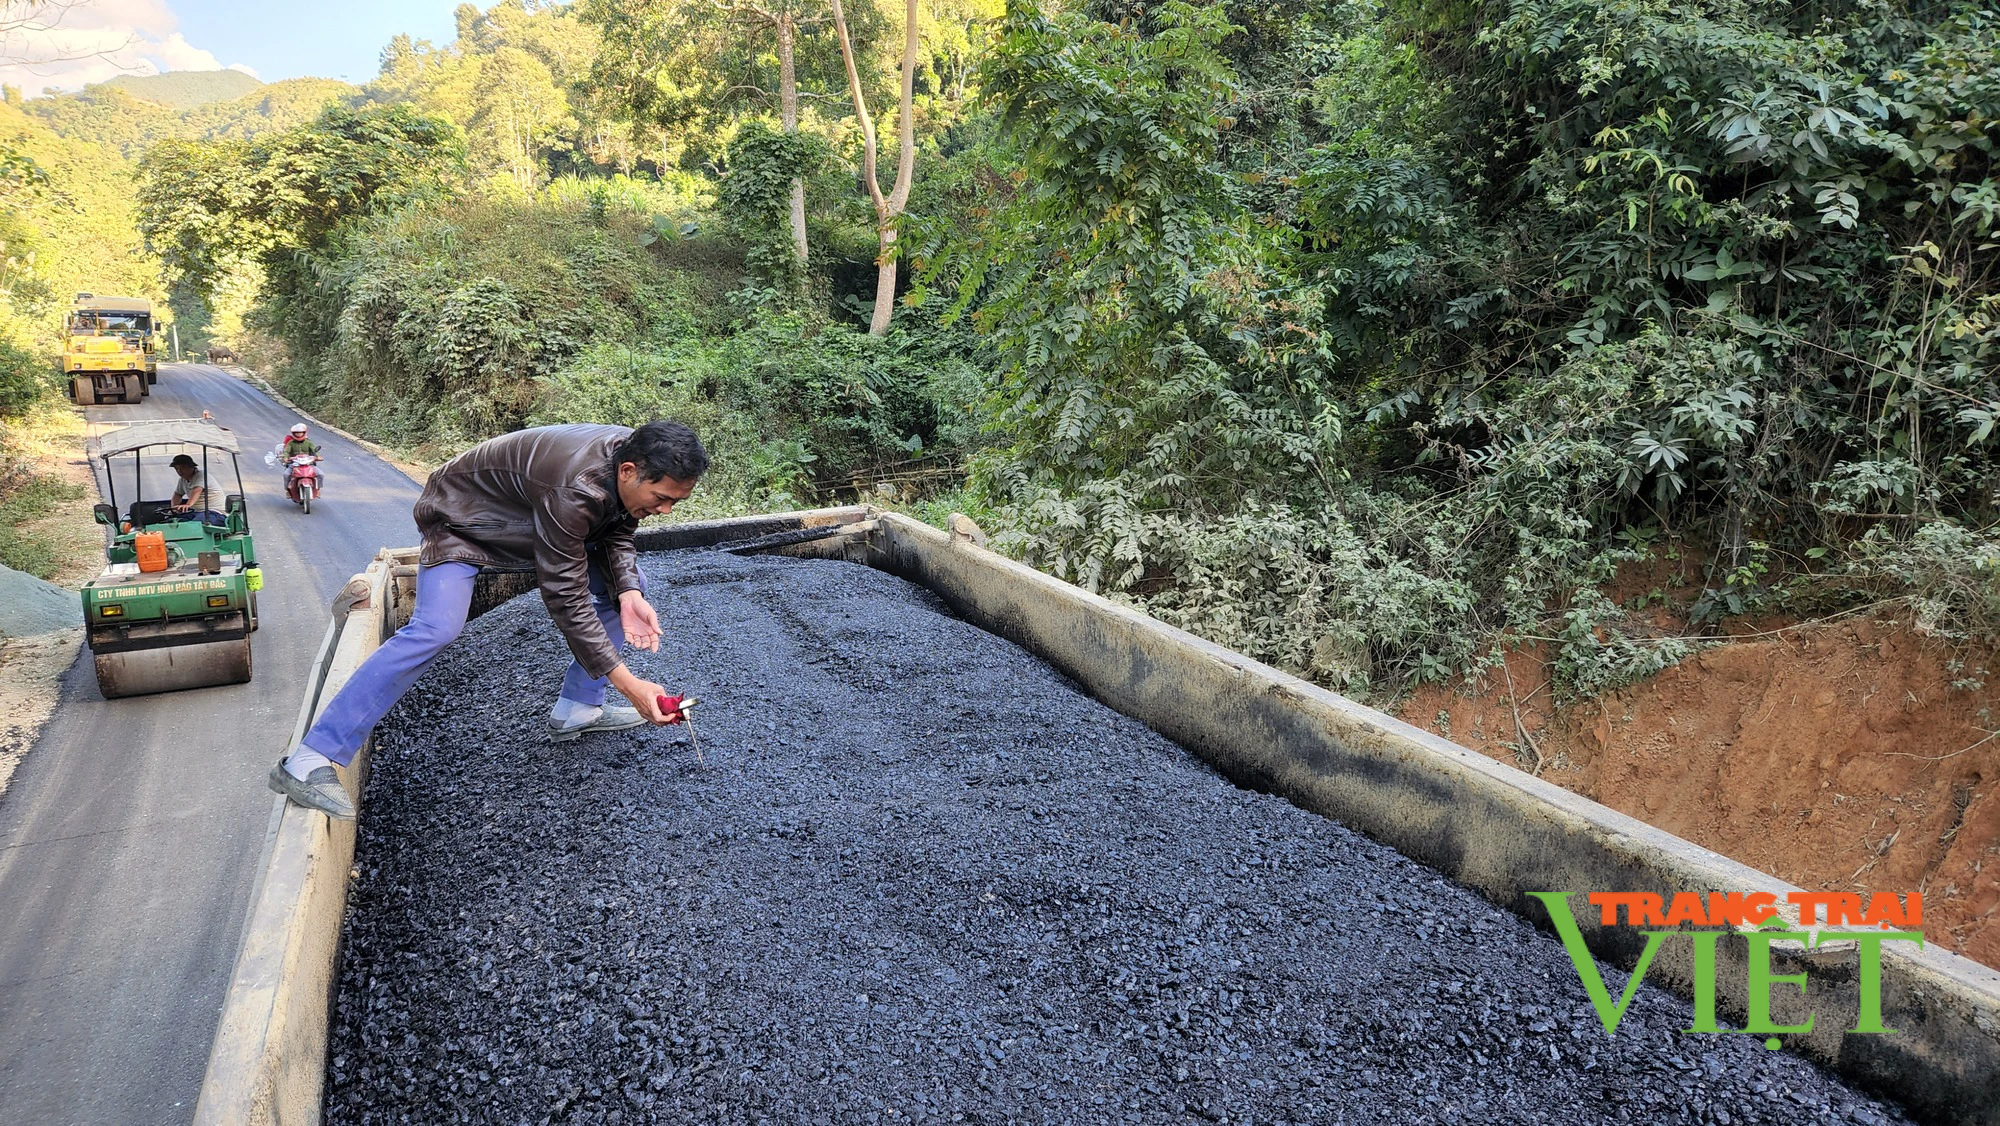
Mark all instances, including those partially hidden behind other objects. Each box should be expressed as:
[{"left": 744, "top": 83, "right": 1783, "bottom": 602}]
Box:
[{"left": 414, "top": 424, "right": 641, "bottom": 679}]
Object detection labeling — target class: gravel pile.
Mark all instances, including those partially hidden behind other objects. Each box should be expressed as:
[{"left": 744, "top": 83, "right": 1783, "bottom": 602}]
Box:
[{"left": 327, "top": 551, "right": 1910, "bottom": 1125}]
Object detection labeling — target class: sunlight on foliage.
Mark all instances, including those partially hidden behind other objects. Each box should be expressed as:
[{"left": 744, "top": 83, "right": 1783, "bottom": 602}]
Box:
[{"left": 37, "top": 0, "right": 1985, "bottom": 705}]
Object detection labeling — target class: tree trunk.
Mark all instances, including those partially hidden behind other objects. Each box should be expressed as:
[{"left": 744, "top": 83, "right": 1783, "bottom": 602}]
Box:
[
  {"left": 511, "top": 109, "right": 534, "bottom": 193},
  {"left": 776, "top": 13, "right": 809, "bottom": 268},
  {"left": 873, "top": 0, "right": 919, "bottom": 336},
  {"left": 832, "top": 0, "right": 921, "bottom": 336},
  {"left": 871, "top": 225, "right": 898, "bottom": 335}
]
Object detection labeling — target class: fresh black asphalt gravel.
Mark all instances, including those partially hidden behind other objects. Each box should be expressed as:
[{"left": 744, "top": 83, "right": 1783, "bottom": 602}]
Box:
[{"left": 326, "top": 551, "right": 1913, "bottom": 1126}]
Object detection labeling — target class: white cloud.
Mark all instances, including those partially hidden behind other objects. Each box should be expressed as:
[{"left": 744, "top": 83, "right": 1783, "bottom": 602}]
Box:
[
  {"left": 225, "top": 61, "right": 257, "bottom": 80},
  {"left": 0, "top": 0, "right": 247, "bottom": 95}
]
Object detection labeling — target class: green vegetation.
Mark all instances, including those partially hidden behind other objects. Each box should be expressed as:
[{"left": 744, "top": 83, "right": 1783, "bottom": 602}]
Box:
[
  {"left": 8, "top": 0, "right": 1994, "bottom": 701},
  {"left": 919, "top": 0, "right": 1999, "bottom": 697},
  {"left": 0, "top": 462, "right": 84, "bottom": 578},
  {"left": 17, "top": 77, "right": 364, "bottom": 158},
  {"left": 0, "top": 97, "right": 165, "bottom": 418}
]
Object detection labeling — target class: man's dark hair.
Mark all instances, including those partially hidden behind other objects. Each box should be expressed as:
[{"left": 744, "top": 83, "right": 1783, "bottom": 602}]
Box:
[{"left": 616, "top": 420, "right": 709, "bottom": 482}]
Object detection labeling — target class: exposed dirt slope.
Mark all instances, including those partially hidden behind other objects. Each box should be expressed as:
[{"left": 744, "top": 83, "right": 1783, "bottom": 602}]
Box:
[{"left": 1400, "top": 618, "right": 1999, "bottom": 967}]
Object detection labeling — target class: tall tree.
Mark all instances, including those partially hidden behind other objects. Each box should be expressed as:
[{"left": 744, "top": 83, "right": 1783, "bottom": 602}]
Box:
[
  {"left": 763, "top": 0, "right": 814, "bottom": 265},
  {"left": 831, "top": 0, "right": 918, "bottom": 335},
  {"left": 471, "top": 46, "right": 570, "bottom": 191},
  {"left": 580, "top": 0, "right": 829, "bottom": 266},
  {"left": 138, "top": 104, "right": 463, "bottom": 358},
  {"left": 135, "top": 138, "right": 264, "bottom": 313},
  {"left": 706, "top": 0, "right": 827, "bottom": 265}
]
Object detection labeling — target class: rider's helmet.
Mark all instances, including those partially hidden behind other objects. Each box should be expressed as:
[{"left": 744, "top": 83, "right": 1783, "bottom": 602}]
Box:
[{"left": 289, "top": 422, "right": 308, "bottom": 437}]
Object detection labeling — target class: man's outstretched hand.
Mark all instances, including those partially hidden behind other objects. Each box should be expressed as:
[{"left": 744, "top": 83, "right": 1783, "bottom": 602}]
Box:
[{"left": 619, "top": 590, "right": 661, "bottom": 652}]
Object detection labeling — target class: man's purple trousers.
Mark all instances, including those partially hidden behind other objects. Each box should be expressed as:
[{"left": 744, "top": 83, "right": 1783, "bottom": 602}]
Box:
[{"left": 301, "top": 561, "right": 635, "bottom": 766}]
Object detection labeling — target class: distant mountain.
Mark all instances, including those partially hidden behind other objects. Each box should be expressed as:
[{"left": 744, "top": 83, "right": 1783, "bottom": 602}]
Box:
[
  {"left": 100, "top": 70, "right": 264, "bottom": 111},
  {"left": 22, "top": 75, "right": 365, "bottom": 157}
]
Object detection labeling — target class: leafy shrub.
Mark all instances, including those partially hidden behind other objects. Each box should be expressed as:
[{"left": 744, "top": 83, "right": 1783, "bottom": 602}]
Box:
[
  {"left": 255, "top": 192, "right": 741, "bottom": 446},
  {"left": 927, "top": 0, "right": 1999, "bottom": 701},
  {"left": 0, "top": 336, "right": 52, "bottom": 418},
  {"left": 545, "top": 171, "right": 713, "bottom": 218},
  {"left": 1845, "top": 522, "right": 2000, "bottom": 644},
  {"left": 0, "top": 465, "right": 84, "bottom": 577},
  {"left": 531, "top": 315, "right": 984, "bottom": 516}
]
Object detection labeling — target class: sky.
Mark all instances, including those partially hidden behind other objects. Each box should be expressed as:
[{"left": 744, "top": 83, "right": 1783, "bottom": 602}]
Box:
[{"left": 0, "top": 0, "right": 464, "bottom": 96}]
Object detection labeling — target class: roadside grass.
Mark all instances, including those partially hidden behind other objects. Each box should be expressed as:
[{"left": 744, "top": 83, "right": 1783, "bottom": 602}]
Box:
[
  {"left": 0, "top": 472, "right": 84, "bottom": 576},
  {"left": 0, "top": 402, "right": 102, "bottom": 586}
]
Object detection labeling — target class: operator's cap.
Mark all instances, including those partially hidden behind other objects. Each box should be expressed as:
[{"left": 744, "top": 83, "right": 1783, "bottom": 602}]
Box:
[
  {"left": 289, "top": 422, "right": 308, "bottom": 435},
  {"left": 169, "top": 453, "right": 196, "bottom": 469}
]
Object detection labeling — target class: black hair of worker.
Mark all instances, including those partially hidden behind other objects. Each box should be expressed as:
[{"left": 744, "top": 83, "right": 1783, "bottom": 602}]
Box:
[{"left": 616, "top": 420, "right": 710, "bottom": 482}]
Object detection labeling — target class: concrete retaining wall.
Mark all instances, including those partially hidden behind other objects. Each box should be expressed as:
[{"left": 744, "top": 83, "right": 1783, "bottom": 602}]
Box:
[
  {"left": 859, "top": 512, "right": 2000, "bottom": 1126},
  {"left": 196, "top": 507, "right": 2000, "bottom": 1125},
  {"left": 193, "top": 559, "right": 387, "bottom": 1126}
]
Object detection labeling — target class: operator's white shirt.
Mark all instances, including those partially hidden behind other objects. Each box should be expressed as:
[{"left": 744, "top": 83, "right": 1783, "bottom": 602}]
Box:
[{"left": 172, "top": 470, "right": 207, "bottom": 504}]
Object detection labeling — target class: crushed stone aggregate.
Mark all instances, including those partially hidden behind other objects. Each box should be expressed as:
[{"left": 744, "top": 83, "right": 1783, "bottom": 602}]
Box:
[{"left": 326, "top": 551, "right": 1913, "bottom": 1125}]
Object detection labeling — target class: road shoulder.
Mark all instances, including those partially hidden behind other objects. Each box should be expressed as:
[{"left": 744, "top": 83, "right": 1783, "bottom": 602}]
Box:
[
  {"left": 1, "top": 403, "right": 102, "bottom": 587},
  {"left": 0, "top": 559, "right": 86, "bottom": 801},
  {"left": 0, "top": 405, "right": 99, "bottom": 801},
  {"left": 0, "top": 620, "right": 81, "bottom": 800}
]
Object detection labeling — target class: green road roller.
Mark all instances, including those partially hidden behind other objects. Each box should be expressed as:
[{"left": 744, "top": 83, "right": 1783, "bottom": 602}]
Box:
[{"left": 81, "top": 418, "right": 263, "bottom": 698}]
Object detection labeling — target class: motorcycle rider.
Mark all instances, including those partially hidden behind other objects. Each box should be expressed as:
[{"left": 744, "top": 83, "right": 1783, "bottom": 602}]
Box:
[{"left": 277, "top": 422, "right": 322, "bottom": 503}]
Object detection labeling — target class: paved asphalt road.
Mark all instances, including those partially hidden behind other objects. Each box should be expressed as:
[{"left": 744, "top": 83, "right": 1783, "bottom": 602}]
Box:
[{"left": 0, "top": 365, "right": 420, "bottom": 1124}]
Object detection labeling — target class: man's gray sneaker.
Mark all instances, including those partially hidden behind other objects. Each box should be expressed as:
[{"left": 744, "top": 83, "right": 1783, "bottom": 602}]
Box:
[
  {"left": 268, "top": 758, "right": 356, "bottom": 820},
  {"left": 548, "top": 703, "right": 646, "bottom": 743}
]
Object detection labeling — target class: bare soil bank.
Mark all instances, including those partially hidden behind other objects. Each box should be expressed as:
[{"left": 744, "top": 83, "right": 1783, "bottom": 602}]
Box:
[{"left": 1400, "top": 617, "right": 1998, "bottom": 968}]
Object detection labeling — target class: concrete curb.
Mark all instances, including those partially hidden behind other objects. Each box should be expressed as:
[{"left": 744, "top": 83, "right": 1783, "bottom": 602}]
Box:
[{"left": 193, "top": 559, "right": 387, "bottom": 1126}]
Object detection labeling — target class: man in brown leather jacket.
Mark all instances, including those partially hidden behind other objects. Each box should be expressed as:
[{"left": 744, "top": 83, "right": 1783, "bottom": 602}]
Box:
[{"left": 269, "top": 420, "right": 709, "bottom": 818}]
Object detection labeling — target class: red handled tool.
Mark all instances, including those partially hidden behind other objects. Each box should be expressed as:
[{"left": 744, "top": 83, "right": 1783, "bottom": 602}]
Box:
[{"left": 657, "top": 694, "right": 703, "bottom": 765}]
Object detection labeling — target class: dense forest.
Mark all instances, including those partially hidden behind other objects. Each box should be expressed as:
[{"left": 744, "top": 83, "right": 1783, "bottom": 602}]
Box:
[{"left": 1, "top": 0, "right": 1995, "bottom": 704}]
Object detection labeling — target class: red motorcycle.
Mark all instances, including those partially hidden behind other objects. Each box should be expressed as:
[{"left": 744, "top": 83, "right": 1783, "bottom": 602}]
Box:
[{"left": 283, "top": 453, "right": 321, "bottom": 514}]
